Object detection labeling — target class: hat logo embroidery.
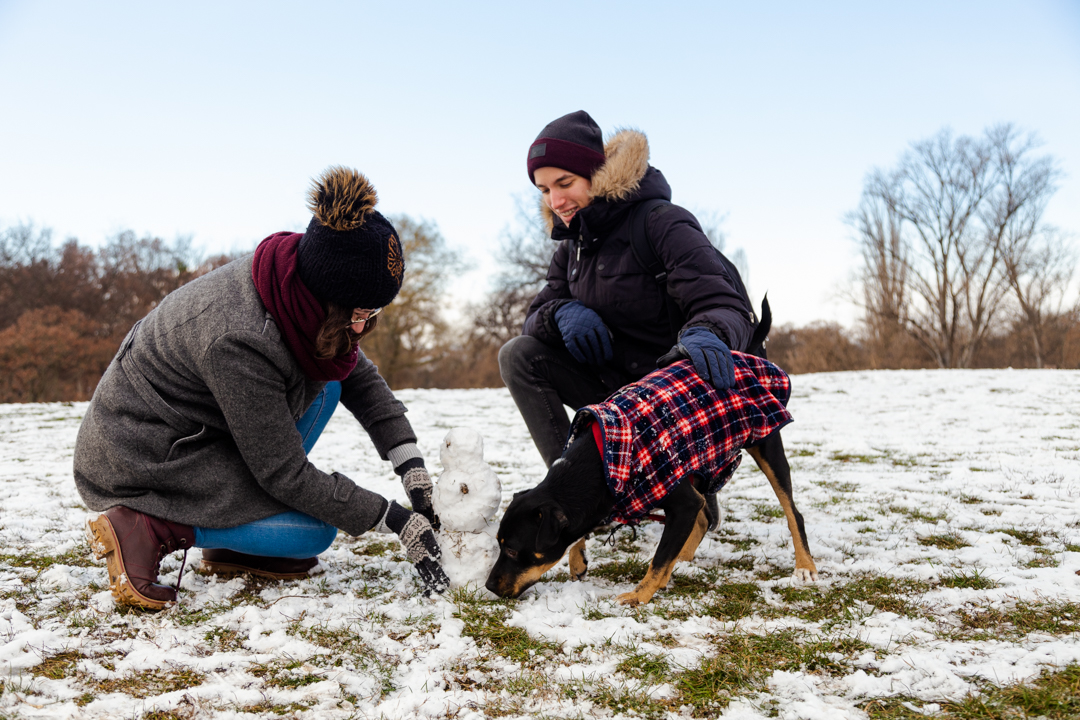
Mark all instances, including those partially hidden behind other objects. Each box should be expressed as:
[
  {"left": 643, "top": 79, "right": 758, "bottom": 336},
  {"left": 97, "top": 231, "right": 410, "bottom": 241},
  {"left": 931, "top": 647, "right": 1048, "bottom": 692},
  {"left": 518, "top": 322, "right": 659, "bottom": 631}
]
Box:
[{"left": 387, "top": 235, "right": 404, "bottom": 282}]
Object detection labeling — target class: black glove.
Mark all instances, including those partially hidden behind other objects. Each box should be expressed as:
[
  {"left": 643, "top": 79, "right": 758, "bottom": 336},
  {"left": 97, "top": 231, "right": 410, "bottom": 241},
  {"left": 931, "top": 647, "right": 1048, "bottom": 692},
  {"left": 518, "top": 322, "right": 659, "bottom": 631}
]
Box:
[
  {"left": 554, "top": 300, "right": 613, "bottom": 365},
  {"left": 399, "top": 464, "right": 439, "bottom": 530},
  {"left": 375, "top": 501, "right": 450, "bottom": 595},
  {"left": 659, "top": 327, "right": 735, "bottom": 391}
]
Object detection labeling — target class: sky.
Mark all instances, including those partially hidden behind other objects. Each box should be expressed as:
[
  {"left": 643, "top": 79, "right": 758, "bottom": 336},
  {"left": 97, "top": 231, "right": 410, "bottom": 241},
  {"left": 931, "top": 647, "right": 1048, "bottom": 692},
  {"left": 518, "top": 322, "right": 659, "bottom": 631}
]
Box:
[{"left": 1, "top": 1, "right": 1078, "bottom": 327}]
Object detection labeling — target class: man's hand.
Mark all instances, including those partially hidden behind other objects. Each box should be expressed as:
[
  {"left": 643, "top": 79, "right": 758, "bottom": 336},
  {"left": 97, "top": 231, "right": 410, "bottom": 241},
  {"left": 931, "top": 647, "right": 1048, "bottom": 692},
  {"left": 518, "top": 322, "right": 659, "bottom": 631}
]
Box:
[
  {"left": 554, "top": 300, "right": 613, "bottom": 365},
  {"left": 660, "top": 327, "right": 735, "bottom": 391}
]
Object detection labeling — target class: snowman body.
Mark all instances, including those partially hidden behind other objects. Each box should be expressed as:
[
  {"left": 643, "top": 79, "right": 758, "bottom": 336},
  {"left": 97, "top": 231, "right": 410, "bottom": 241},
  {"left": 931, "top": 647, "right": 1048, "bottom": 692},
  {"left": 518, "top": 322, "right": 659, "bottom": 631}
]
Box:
[{"left": 432, "top": 428, "right": 502, "bottom": 588}]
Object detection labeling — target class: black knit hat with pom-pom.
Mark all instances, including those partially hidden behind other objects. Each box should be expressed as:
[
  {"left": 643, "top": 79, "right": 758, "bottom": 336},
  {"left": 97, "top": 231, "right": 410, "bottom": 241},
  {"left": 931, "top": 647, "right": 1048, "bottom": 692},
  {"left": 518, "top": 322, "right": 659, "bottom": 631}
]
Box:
[{"left": 297, "top": 166, "right": 404, "bottom": 309}]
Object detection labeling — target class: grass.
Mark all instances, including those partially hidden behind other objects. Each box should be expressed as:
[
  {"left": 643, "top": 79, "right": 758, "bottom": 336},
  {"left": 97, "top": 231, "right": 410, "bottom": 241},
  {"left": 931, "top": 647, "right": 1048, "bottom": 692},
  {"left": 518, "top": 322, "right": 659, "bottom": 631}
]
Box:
[
  {"left": 995, "top": 527, "right": 1044, "bottom": 546},
  {"left": 675, "top": 631, "right": 871, "bottom": 716},
  {"left": 0, "top": 548, "right": 97, "bottom": 571},
  {"left": 90, "top": 667, "right": 204, "bottom": 698},
  {"left": 452, "top": 587, "right": 563, "bottom": 664},
  {"left": 773, "top": 574, "right": 930, "bottom": 627},
  {"left": 955, "top": 600, "right": 1080, "bottom": 640},
  {"left": 701, "top": 582, "right": 762, "bottom": 621},
  {"left": 751, "top": 503, "right": 785, "bottom": 521},
  {"left": 831, "top": 451, "right": 881, "bottom": 464},
  {"left": 563, "top": 678, "right": 670, "bottom": 719},
  {"left": 616, "top": 652, "right": 670, "bottom": 681},
  {"left": 589, "top": 557, "right": 650, "bottom": 583},
  {"left": 31, "top": 650, "right": 82, "bottom": 680},
  {"left": 861, "top": 664, "right": 1080, "bottom": 719},
  {"left": 249, "top": 660, "right": 326, "bottom": 689},
  {"left": 918, "top": 532, "right": 971, "bottom": 550},
  {"left": 889, "top": 505, "right": 949, "bottom": 523},
  {"left": 939, "top": 568, "right": 999, "bottom": 590}
]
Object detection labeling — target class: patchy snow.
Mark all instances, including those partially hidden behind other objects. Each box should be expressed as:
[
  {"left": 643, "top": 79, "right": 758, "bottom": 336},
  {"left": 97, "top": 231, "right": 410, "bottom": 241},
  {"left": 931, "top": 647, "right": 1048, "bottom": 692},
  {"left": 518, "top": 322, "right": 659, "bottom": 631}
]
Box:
[{"left": 0, "top": 369, "right": 1078, "bottom": 718}]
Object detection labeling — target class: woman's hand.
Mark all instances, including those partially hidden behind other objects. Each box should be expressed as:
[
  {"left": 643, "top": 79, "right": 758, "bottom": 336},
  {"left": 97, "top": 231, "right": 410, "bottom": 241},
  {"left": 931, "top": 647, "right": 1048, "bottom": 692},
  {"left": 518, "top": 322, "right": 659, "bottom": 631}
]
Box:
[
  {"left": 401, "top": 466, "right": 439, "bottom": 529},
  {"left": 375, "top": 500, "right": 450, "bottom": 595}
]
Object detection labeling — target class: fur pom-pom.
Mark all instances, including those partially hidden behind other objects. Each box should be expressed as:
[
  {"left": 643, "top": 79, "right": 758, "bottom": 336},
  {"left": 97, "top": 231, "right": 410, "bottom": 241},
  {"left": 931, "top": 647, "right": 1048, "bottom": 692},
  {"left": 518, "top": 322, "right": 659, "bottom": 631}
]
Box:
[{"left": 307, "top": 166, "right": 378, "bottom": 232}]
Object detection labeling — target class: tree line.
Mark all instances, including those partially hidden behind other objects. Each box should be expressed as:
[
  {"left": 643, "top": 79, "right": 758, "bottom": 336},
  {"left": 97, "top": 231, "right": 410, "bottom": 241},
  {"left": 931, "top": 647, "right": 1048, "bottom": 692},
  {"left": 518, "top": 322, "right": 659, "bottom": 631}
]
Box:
[{"left": 2, "top": 123, "right": 1076, "bottom": 402}]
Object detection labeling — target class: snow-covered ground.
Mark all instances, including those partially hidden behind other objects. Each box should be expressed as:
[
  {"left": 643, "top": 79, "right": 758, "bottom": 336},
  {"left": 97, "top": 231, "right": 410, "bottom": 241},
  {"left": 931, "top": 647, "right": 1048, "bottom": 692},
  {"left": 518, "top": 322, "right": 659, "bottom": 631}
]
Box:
[{"left": 1, "top": 369, "right": 1078, "bottom": 719}]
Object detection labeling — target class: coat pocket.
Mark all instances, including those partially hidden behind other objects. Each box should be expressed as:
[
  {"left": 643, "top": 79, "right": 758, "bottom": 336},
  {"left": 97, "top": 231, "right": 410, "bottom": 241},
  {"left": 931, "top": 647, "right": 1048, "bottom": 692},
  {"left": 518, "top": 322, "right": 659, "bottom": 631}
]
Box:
[
  {"left": 120, "top": 353, "right": 200, "bottom": 436},
  {"left": 164, "top": 425, "right": 209, "bottom": 463}
]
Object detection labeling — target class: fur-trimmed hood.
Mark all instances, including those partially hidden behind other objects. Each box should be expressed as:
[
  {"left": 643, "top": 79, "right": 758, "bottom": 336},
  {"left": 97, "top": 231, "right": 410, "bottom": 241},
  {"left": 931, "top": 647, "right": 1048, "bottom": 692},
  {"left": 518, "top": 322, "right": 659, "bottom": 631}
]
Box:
[
  {"left": 540, "top": 129, "right": 656, "bottom": 233},
  {"left": 590, "top": 129, "right": 651, "bottom": 203}
]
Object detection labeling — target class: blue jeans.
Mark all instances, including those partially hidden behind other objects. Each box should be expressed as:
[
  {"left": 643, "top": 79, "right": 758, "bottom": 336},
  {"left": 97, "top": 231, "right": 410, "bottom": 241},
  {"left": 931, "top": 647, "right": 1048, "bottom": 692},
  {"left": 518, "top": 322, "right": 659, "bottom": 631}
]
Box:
[{"left": 194, "top": 382, "right": 342, "bottom": 558}]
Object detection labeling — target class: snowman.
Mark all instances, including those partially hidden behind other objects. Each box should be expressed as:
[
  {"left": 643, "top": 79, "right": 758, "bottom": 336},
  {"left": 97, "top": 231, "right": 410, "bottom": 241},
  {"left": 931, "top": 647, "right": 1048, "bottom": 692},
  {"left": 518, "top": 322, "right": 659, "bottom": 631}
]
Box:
[{"left": 432, "top": 427, "right": 502, "bottom": 588}]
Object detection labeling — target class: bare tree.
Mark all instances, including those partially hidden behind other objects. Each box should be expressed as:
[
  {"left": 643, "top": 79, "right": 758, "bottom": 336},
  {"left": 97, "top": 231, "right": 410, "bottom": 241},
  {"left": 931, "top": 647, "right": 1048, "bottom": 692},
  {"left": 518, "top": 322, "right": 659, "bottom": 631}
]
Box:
[
  {"left": 1001, "top": 227, "right": 1074, "bottom": 367},
  {"left": 981, "top": 125, "right": 1068, "bottom": 367},
  {"left": 362, "top": 215, "right": 467, "bottom": 387},
  {"left": 0, "top": 223, "right": 57, "bottom": 329},
  {"left": 886, "top": 129, "right": 999, "bottom": 367},
  {"left": 854, "top": 126, "right": 1066, "bottom": 368},
  {"left": 848, "top": 190, "right": 910, "bottom": 366},
  {"left": 469, "top": 285, "right": 538, "bottom": 345},
  {"left": 497, "top": 193, "right": 555, "bottom": 291},
  {"left": 466, "top": 193, "right": 554, "bottom": 345}
]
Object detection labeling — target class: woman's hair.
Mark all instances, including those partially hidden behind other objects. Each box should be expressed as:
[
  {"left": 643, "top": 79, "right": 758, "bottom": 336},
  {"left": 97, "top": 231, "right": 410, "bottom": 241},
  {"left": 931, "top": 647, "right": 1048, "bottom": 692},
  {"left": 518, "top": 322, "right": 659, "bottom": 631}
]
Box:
[{"left": 315, "top": 302, "right": 378, "bottom": 359}]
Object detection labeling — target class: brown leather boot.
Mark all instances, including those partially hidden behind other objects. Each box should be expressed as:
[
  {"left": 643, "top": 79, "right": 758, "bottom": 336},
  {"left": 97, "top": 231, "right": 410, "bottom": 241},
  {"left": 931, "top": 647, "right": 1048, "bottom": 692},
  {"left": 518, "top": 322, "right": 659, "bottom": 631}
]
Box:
[
  {"left": 86, "top": 506, "right": 195, "bottom": 610},
  {"left": 198, "top": 549, "right": 318, "bottom": 580}
]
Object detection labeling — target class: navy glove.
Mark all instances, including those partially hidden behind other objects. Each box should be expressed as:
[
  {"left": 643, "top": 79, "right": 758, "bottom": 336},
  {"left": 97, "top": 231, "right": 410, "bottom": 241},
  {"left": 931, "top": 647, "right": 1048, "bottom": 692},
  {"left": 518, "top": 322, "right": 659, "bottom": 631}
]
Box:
[
  {"left": 554, "top": 301, "right": 613, "bottom": 365},
  {"left": 662, "top": 327, "right": 735, "bottom": 391}
]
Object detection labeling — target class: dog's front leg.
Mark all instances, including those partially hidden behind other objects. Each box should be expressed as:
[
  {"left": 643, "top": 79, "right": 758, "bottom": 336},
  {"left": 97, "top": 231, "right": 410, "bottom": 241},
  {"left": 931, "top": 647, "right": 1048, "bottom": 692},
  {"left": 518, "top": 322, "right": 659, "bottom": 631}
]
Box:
[
  {"left": 568, "top": 538, "right": 588, "bottom": 580},
  {"left": 747, "top": 431, "right": 818, "bottom": 582},
  {"left": 617, "top": 481, "right": 705, "bottom": 606}
]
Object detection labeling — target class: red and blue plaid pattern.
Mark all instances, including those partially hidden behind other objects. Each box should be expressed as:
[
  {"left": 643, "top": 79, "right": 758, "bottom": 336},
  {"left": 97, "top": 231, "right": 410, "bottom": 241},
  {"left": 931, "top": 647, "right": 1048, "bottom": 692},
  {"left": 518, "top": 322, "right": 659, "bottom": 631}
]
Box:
[{"left": 567, "top": 354, "right": 793, "bottom": 525}]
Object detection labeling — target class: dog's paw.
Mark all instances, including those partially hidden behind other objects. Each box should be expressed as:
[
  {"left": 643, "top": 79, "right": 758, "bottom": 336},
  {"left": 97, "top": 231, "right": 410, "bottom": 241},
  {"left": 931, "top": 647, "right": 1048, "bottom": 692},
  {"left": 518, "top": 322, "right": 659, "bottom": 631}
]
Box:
[
  {"left": 616, "top": 592, "right": 643, "bottom": 606},
  {"left": 793, "top": 567, "right": 818, "bottom": 582}
]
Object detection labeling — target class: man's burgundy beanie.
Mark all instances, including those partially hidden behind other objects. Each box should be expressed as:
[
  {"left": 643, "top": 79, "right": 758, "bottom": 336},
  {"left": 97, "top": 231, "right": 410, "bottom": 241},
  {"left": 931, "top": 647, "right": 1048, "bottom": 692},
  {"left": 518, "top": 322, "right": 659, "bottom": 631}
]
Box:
[{"left": 527, "top": 110, "right": 607, "bottom": 184}]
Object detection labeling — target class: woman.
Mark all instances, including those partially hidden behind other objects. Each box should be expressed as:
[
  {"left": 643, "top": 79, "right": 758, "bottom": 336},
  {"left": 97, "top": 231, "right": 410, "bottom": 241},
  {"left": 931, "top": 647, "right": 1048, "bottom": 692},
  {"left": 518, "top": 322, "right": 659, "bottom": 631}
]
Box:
[
  {"left": 500, "top": 111, "right": 756, "bottom": 525},
  {"left": 75, "top": 166, "right": 448, "bottom": 610}
]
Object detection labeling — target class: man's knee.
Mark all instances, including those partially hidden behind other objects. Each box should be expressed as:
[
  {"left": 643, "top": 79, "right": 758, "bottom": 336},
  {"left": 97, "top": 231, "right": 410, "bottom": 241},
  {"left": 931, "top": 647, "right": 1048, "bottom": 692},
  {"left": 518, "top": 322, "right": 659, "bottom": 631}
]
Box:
[{"left": 499, "top": 335, "right": 546, "bottom": 384}]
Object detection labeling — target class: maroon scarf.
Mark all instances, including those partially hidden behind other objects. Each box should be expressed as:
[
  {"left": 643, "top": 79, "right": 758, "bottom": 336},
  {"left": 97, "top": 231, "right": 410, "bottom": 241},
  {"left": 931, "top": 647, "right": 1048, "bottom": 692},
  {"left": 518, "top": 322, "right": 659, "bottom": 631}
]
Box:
[{"left": 251, "top": 232, "right": 359, "bottom": 382}]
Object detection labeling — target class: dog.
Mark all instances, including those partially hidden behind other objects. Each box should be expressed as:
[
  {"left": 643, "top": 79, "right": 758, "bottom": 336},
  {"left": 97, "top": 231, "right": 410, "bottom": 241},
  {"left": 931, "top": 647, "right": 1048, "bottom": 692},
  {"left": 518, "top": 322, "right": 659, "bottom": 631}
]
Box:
[{"left": 486, "top": 301, "right": 818, "bottom": 605}]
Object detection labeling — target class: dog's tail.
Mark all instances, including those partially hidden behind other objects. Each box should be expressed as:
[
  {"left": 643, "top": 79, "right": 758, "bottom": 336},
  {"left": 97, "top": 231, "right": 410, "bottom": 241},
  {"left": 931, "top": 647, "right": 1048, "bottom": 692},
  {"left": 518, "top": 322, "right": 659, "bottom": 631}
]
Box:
[{"left": 746, "top": 295, "right": 772, "bottom": 359}]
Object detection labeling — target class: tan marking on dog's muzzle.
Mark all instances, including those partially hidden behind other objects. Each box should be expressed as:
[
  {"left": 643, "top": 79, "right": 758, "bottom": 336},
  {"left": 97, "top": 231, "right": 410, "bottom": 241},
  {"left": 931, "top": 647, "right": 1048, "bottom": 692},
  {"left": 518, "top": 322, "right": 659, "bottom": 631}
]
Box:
[{"left": 492, "top": 559, "right": 560, "bottom": 598}]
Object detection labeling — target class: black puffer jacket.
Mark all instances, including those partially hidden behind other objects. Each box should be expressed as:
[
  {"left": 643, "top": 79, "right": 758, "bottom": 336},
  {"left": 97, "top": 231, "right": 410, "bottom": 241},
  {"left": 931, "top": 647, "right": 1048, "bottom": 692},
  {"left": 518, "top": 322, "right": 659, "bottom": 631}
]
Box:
[{"left": 523, "top": 129, "right": 754, "bottom": 382}]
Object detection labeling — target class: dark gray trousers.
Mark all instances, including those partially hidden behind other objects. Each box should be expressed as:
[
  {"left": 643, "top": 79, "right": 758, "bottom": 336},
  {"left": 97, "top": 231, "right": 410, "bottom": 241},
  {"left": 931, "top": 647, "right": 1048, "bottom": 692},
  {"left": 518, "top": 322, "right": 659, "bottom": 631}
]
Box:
[{"left": 498, "top": 335, "right": 635, "bottom": 468}]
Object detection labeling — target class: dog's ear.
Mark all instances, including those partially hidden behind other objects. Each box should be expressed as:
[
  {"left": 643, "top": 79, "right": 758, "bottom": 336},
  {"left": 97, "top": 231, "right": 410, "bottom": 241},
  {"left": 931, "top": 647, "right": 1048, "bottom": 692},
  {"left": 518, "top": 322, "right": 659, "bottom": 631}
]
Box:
[{"left": 536, "top": 505, "right": 569, "bottom": 551}]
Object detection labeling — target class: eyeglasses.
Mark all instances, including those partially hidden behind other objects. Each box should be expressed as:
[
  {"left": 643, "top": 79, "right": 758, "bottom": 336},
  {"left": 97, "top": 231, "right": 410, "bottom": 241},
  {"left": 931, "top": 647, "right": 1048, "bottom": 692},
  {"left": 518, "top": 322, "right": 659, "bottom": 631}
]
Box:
[{"left": 347, "top": 307, "right": 383, "bottom": 328}]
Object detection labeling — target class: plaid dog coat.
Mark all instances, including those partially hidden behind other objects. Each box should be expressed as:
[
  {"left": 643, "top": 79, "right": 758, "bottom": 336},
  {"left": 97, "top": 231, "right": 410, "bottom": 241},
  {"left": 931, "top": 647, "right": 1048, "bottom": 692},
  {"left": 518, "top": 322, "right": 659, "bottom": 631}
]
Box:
[{"left": 567, "top": 354, "right": 793, "bottom": 525}]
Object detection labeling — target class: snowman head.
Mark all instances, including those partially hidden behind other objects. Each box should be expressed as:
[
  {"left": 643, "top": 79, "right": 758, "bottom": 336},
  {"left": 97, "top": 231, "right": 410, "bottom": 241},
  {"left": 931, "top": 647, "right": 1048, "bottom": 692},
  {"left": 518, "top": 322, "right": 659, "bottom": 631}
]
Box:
[{"left": 440, "top": 427, "right": 485, "bottom": 468}]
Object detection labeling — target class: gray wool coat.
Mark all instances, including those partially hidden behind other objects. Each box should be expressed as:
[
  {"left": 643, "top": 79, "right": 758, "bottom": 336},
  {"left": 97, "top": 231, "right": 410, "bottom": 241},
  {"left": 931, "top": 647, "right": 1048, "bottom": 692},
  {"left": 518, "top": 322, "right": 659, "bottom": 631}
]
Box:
[{"left": 73, "top": 255, "right": 414, "bottom": 536}]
